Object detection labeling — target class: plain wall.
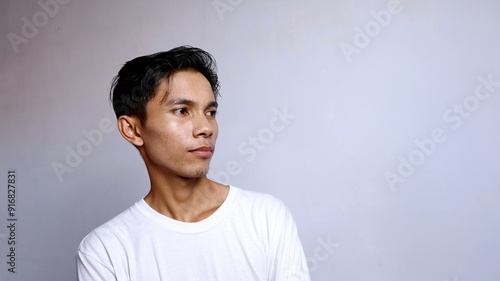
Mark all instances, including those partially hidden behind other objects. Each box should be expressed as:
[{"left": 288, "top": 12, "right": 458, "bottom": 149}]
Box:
[{"left": 1, "top": 0, "right": 500, "bottom": 280}]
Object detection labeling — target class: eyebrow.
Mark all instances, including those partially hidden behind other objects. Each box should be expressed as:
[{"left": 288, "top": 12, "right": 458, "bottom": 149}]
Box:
[{"left": 164, "top": 98, "right": 218, "bottom": 108}]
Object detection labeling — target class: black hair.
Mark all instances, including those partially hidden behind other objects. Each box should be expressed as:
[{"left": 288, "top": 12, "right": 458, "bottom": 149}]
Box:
[{"left": 109, "top": 46, "right": 220, "bottom": 123}]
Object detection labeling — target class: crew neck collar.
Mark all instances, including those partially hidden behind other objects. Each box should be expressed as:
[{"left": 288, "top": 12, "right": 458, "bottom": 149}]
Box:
[{"left": 135, "top": 185, "right": 238, "bottom": 233}]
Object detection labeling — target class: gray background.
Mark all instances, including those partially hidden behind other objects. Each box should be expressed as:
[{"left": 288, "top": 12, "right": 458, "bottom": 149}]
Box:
[{"left": 1, "top": 0, "right": 500, "bottom": 280}]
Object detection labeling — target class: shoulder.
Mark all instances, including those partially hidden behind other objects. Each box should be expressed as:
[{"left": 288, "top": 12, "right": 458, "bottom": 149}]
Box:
[
  {"left": 77, "top": 202, "right": 141, "bottom": 257},
  {"left": 234, "top": 187, "right": 285, "bottom": 207},
  {"left": 231, "top": 187, "right": 301, "bottom": 254},
  {"left": 76, "top": 202, "right": 146, "bottom": 279},
  {"left": 232, "top": 186, "right": 296, "bottom": 233},
  {"left": 235, "top": 187, "right": 290, "bottom": 215}
]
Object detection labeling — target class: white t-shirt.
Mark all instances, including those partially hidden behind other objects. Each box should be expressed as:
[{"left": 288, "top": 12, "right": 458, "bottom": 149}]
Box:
[{"left": 76, "top": 186, "right": 310, "bottom": 281}]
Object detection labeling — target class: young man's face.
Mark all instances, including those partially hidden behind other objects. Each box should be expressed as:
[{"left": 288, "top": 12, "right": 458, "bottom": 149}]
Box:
[{"left": 138, "top": 70, "right": 219, "bottom": 179}]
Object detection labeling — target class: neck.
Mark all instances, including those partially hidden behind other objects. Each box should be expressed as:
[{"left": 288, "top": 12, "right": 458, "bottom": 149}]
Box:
[{"left": 144, "top": 174, "right": 228, "bottom": 222}]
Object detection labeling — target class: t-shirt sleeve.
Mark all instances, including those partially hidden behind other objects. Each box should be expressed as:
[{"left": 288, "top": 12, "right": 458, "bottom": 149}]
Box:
[
  {"left": 76, "top": 232, "right": 118, "bottom": 281},
  {"left": 264, "top": 197, "right": 311, "bottom": 281},
  {"left": 77, "top": 250, "right": 117, "bottom": 281}
]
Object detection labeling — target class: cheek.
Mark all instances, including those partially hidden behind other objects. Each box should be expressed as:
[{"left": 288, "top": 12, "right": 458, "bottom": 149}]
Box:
[
  {"left": 155, "top": 124, "right": 186, "bottom": 146},
  {"left": 143, "top": 122, "right": 182, "bottom": 149},
  {"left": 213, "top": 123, "right": 219, "bottom": 139},
  {"left": 170, "top": 121, "right": 193, "bottom": 138}
]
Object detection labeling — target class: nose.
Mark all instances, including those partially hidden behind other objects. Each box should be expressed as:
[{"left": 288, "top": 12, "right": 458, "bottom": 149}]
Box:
[{"left": 193, "top": 114, "right": 214, "bottom": 138}]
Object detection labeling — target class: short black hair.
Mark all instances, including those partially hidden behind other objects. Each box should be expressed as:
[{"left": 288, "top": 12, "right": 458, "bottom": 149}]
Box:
[{"left": 110, "top": 46, "right": 220, "bottom": 123}]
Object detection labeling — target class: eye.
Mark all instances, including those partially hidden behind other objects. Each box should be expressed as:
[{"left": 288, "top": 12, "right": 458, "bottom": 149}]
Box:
[
  {"left": 206, "top": 109, "right": 217, "bottom": 117},
  {"left": 173, "top": 108, "right": 188, "bottom": 115}
]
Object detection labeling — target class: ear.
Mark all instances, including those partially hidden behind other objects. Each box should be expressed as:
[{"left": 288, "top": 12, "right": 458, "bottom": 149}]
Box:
[{"left": 117, "top": 115, "right": 144, "bottom": 147}]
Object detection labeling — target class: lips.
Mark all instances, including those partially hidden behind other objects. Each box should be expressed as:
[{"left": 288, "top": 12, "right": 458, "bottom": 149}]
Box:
[{"left": 189, "top": 146, "right": 214, "bottom": 158}]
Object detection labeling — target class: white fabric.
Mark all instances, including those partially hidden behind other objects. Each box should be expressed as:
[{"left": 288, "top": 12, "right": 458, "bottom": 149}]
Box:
[{"left": 76, "top": 186, "right": 310, "bottom": 281}]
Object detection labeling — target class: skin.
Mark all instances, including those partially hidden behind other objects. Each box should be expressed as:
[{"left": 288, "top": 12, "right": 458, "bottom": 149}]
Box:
[{"left": 117, "top": 70, "right": 228, "bottom": 222}]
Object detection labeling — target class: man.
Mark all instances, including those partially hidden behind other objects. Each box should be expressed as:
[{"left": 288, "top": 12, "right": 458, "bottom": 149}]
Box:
[{"left": 76, "top": 46, "right": 310, "bottom": 280}]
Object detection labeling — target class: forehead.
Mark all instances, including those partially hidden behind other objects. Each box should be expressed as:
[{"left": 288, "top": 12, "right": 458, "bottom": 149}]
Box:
[{"left": 156, "top": 70, "right": 215, "bottom": 104}]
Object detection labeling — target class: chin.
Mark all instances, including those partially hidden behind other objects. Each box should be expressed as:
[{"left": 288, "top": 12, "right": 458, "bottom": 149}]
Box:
[{"left": 183, "top": 167, "right": 209, "bottom": 179}]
